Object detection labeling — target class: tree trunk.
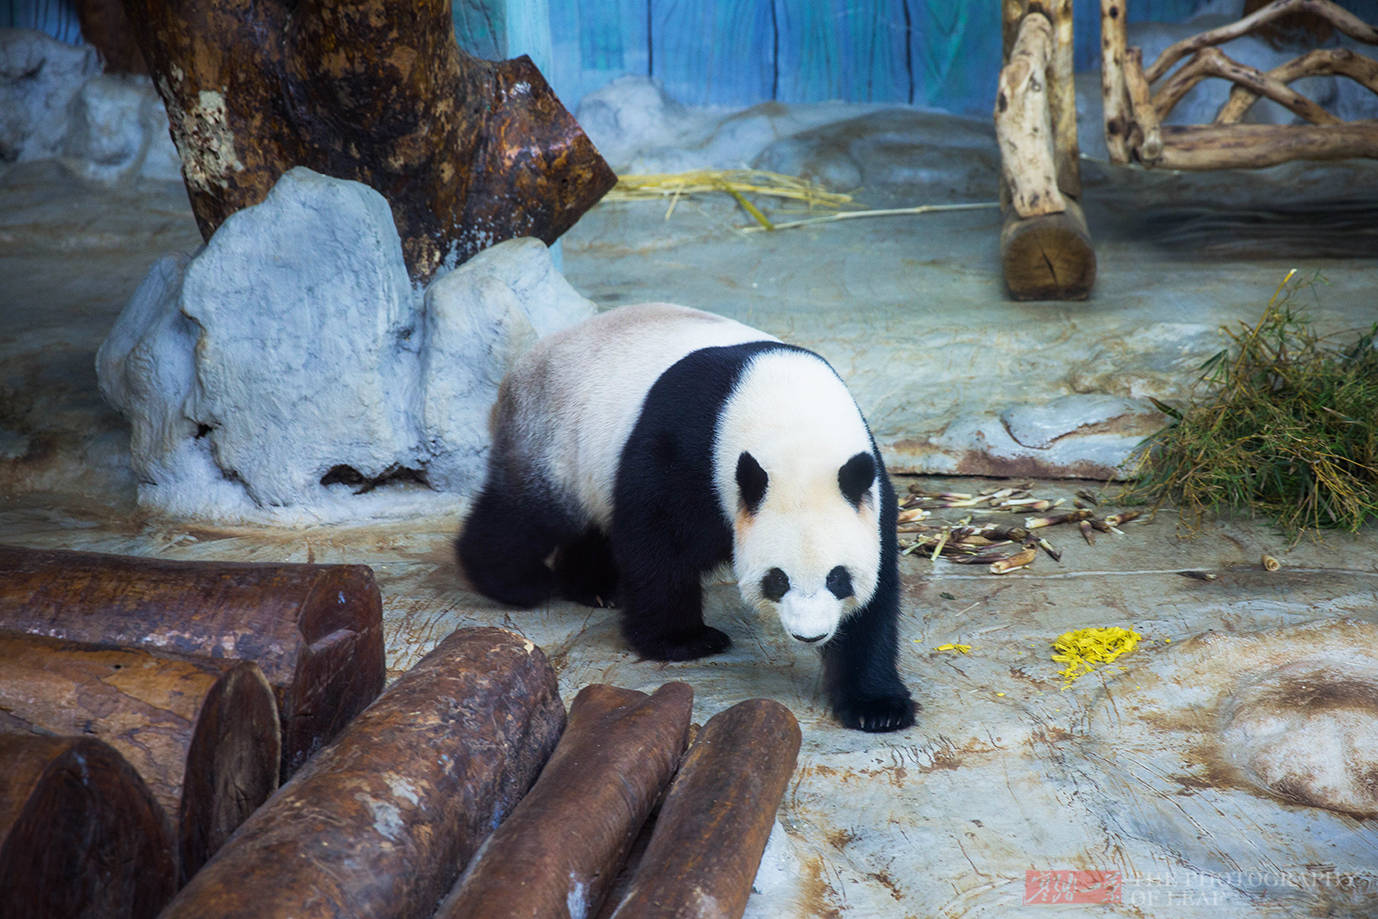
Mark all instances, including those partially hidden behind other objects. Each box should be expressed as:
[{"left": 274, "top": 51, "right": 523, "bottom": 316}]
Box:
[
  {"left": 158, "top": 627, "right": 566, "bottom": 919},
  {"left": 434, "top": 683, "right": 694, "bottom": 919},
  {"left": 118, "top": 0, "right": 616, "bottom": 283},
  {"left": 0, "top": 632, "right": 280, "bottom": 883},
  {"left": 606, "top": 699, "right": 802, "bottom": 919},
  {"left": 0, "top": 544, "right": 384, "bottom": 779},
  {"left": 0, "top": 733, "right": 177, "bottom": 919}
]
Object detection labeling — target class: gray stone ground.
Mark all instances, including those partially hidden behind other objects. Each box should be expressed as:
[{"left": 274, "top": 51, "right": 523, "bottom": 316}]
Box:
[{"left": 3, "top": 110, "right": 1378, "bottom": 916}]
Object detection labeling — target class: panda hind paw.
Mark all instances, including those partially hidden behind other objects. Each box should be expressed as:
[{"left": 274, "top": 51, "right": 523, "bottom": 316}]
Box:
[
  {"left": 834, "top": 693, "right": 917, "bottom": 733},
  {"left": 629, "top": 626, "right": 732, "bottom": 662}
]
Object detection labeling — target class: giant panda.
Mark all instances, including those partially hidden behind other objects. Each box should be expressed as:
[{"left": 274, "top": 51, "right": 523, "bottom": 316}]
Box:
[{"left": 457, "top": 303, "right": 915, "bottom": 732}]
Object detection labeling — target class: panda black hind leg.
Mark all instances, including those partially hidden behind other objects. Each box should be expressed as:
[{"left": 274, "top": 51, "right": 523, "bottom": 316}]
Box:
[
  {"left": 456, "top": 479, "right": 570, "bottom": 609},
  {"left": 822, "top": 463, "right": 916, "bottom": 732},
  {"left": 551, "top": 527, "right": 620, "bottom": 607}
]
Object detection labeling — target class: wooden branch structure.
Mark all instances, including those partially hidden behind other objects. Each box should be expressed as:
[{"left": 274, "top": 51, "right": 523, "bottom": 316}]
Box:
[
  {"left": 120, "top": 0, "right": 616, "bottom": 283},
  {"left": 0, "top": 633, "right": 280, "bottom": 883},
  {"left": 996, "top": 0, "right": 1096, "bottom": 301},
  {"left": 0, "top": 734, "right": 176, "bottom": 919},
  {"left": 0, "top": 545, "right": 384, "bottom": 779},
  {"left": 1101, "top": 0, "right": 1378, "bottom": 170}
]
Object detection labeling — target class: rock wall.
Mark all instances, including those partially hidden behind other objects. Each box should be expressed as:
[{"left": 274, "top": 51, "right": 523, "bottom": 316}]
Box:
[
  {"left": 1, "top": 29, "right": 180, "bottom": 183},
  {"left": 97, "top": 168, "right": 595, "bottom": 524}
]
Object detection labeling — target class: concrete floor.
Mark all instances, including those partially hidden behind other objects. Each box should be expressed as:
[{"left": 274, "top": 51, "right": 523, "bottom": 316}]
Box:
[{"left": 3, "top": 130, "right": 1378, "bottom": 916}]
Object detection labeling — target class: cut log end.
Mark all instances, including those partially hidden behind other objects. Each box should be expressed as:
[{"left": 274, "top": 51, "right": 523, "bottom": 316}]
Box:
[
  {"left": 0, "top": 734, "right": 177, "bottom": 919},
  {"left": 1000, "top": 199, "right": 1097, "bottom": 301},
  {"left": 180, "top": 661, "right": 281, "bottom": 879}
]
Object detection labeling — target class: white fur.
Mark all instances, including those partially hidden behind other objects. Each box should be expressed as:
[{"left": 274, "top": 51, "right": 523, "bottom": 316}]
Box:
[
  {"left": 496, "top": 303, "right": 774, "bottom": 525},
  {"left": 714, "top": 350, "right": 881, "bottom": 644},
  {"left": 500, "top": 304, "right": 881, "bottom": 645}
]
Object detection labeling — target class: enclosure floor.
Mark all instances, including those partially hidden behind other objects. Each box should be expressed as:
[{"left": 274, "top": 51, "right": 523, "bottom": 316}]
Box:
[{"left": 3, "top": 151, "right": 1378, "bottom": 917}]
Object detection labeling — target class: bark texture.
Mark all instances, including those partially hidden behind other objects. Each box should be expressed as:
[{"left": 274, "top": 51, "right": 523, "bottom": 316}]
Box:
[
  {"left": 0, "top": 632, "right": 280, "bottom": 883},
  {"left": 158, "top": 627, "right": 566, "bottom": 919},
  {"left": 0, "top": 733, "right": 176, "bottom": 919},
  {"left": 607, "top": 699, "right": 802, "bottom": 919},
  {"left": 0, "top": 545, "right": 384, "bottom": 778},
  {"left": 119, "top": 0, "right": 616, "bottom": 283},
  {"left": 435, "top": 683, "right": 694, "bottom": 919}
]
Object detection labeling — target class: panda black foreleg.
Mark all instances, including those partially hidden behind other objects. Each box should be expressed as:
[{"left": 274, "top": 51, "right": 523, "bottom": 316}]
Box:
[
  {"left": 456, "top": 483, "right": 567, "bottom": 608},
  {"left": 821, "top": 586, "right": 915, "bottom": 733},
  {"left": 618, "top": 568, "right": 731, "bottom": 661}
]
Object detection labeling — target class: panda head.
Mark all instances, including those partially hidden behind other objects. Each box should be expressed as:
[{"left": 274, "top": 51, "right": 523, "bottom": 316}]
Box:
[{"left": 731, "top": 447, "right": 882, "bottom": 646}]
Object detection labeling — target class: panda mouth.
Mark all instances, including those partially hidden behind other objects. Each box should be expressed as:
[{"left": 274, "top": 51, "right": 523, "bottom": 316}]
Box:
[{"left": 791, "top": 631, "right": 828, "bottom": 643}]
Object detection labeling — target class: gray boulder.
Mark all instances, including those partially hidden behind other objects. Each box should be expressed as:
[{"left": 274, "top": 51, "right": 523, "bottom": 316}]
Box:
[
  {"left": 0, "top": 29, "right": 99, "bottom": 164},
  {"left": 98, "top": 167, "right": 596, "bottom": 523}
]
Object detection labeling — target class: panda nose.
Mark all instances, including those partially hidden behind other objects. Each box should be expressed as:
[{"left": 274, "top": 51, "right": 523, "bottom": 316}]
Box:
[{"left": 792, "top": 632, "right": 827, "bottom": 643}]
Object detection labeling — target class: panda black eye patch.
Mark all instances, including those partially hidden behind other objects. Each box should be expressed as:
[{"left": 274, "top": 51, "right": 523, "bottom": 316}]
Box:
[
  {"left": 826, "top": 566, "right": 853, "bottom": 599},
  {"left": 761, "top": 567, "right": 789, "bottom": 601}
]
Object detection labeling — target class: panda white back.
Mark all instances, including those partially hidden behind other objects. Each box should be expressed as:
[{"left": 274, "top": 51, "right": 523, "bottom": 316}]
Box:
[{"left": 496, "top": 303, "right": 776, "bottom": 526}]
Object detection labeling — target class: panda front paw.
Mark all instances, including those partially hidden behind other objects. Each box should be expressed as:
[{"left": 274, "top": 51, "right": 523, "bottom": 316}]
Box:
[
  {"left": 833, "top": 692, "right": 917, "bottom": 733},
  {"left": 628, "top": 626, "right": 732, "bottom": 662}
]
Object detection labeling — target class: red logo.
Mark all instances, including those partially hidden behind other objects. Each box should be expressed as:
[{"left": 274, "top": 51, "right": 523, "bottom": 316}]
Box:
[{"left": 1024, "top": 870, "right": 1123, "bottom": 904}]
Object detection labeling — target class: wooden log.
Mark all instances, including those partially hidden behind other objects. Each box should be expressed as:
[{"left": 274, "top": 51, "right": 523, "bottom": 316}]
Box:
[
  {"left": 1125, "top": 48, "right": 1164, "bottom": 164},
  {"left": 0, "top": 632, "right": 280, "bottom": 883},
  {"left": 0, "top": 544, "right": 384, "bottom": 778},
  {"left": 119, "top": 0, "right": 616, "bottom": 283},
  {"left": 0, "top": 734, "right": 176, "bottom": 919},
  {"left": 434, "top": 683, "right": 693, "bottom": 919},
  {"left": 1145, "top": 0, "right": 1378, "bottom": 85},
  {"left": 1000, "top": 196, "right": 1096, "bottom": 301},
  {"left": 1217, "top": 47, "right": 1378, "bottom": 124},
  {"left": 1100, "top": 0, "right": 1132, "bottom": 163},
  {"left": 1154, "top": 121, "right": 1378, "bottom": 169},
  {"left": 158, "top": 627, "right": 566, "bottom": 919},
  {"left": 1047, "top": 0, "right": 1081, "bottom": 197},
  {"left": 996, "top": 12, "right": 1066, "bottom": 218},
  {"left": 605, "top": 699, "right": 801, "bottom": 919},
  {"left": 1153, "top": 46, "right": 1339, "bottom": 125}
]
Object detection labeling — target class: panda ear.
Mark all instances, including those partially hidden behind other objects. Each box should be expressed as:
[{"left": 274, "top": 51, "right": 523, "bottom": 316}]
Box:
[
  {"left": 838, "top": 451, "right": 875, "bottom": 506},
  {"left": 736, "top": 451, "right": 768, "bottom": 514}
]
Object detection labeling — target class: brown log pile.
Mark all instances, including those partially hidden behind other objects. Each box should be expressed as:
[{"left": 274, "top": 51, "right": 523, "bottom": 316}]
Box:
[
  {"left": 0, "top": 545, "right": 385, "bottom": 779},
  {"left": 434, "top": 683, "right": 694, "bottom": 919},
  {"left": 0, "top": 733, "right": 176, "bottom": 919},
  {"left": 119, "top": 0, "right": 616, "bottom": 283},
  {"left": 606, "top": 699, "right": 802, "bottom": 919},
  {"left": 158, "top": 627, "right": 565, "bottom": 919},
  {"left": 0, "top": 632, "right": 280, "bottom": 883}
]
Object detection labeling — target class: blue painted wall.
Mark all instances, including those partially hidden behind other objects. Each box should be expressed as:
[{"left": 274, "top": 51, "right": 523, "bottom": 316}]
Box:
[
  {"left": 10, "top": 1, "right": 1377, "bottom": 117},
  {"left": 492, "top": 0, "right": 1222, "bottom": 116}
]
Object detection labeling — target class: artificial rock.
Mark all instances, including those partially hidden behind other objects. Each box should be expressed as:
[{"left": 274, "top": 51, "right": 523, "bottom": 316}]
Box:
[{"left": 97, "top": 168, "right": 594, "bottom": 523}]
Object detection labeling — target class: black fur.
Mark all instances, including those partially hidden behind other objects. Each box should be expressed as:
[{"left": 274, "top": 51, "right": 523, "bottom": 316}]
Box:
[
  {"left": 838, "top": 451, "right": 875, "bottom": 507},
  {"left": 736, "top": 451, "right": 768, "bottom": 514},
  {"left": 825, "top": 565, "right": 853, "bottom": 600},
  {"left": 821, "top": 440, "right": 916, "bottom": 732},
  {"left": 457, "top": 340, "right": 914, "bottom": 732}
]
